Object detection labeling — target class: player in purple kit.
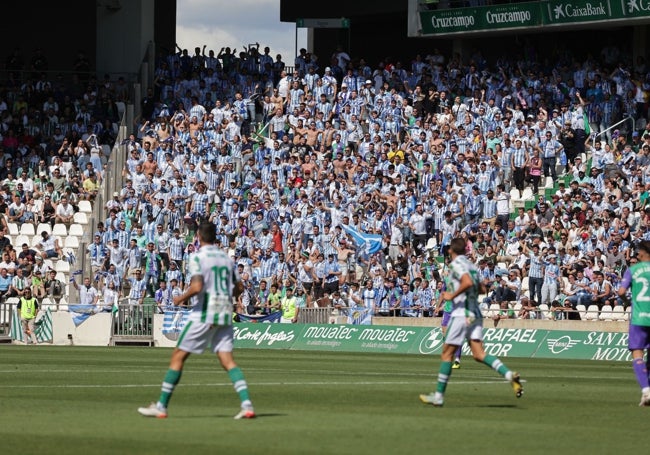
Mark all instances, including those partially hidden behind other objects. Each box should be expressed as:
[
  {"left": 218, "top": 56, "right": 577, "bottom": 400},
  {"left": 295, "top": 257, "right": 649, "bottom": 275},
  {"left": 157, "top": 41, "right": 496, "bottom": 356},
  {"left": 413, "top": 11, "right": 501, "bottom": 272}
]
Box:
[
  {"left": 435, "top": 282, "right": 462, "bottom": 369},
  {"left": 617, "top": 240, "right": 650, "bottom": 406}
]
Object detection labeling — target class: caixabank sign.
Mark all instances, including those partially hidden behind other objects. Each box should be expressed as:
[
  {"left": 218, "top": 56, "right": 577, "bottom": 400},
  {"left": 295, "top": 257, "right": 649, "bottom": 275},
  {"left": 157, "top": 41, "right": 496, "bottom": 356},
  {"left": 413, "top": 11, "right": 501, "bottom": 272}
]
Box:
[
  {"left": 233, "top": 324, "right": 635, "bottom": 361},
  {"left": 418, "top": 0, "right": 650, "bottom": 36}
]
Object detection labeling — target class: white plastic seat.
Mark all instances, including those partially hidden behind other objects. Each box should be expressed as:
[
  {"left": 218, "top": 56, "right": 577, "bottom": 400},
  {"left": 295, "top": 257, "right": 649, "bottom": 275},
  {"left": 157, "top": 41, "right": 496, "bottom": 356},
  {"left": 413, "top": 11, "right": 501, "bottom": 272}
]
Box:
[
  {"left": 510, "top": 188, "right": 521, "bottom": 201},
  {"left": 55, "top": 260, "right": 70, "bottom": 273},
  {"left": 612, "top": 305, "right": 626, "bottom": 321},
  {"left": 585, "top": 305, "right": 600, "bottom": 321},
  {"left": 544, "top": 176, "right": 554, "bottom": 188},
  {"left": 576, "top": 304, "right": 587, "bottom": 320},
  {"left": 73, "top": 212, "right": 88, "bottom": 225},
  {"left": 599, "top": 304, "right": 614, "bottom": 321},
  {"left": 487, "top": 303, "right": 500, "bottom": 319},
  {"left": 78, "top": 200, "right": 92, "bottom": 213},
  {"left": 58, "top": 296, "right": 68, "bottom": 310},
  {"left": 40, "top": 297, "right": 54, "bottom": 310},
  {"left": 512, "top": 302, "right": 522, "bottom": 312},
  {"left": 6, "top": 223, "right": 19, "bottom": 236},
  {"left": 625, "top": 306, "right": 632, "bottom": 321},
  {"left": 14, "top": 235, "right": 30, "bottom": 248},
  {"left": 31, "top": 236, "right": 42, "bottom": 248},
  {"left": 43, "top": 259, "right": 54, "bottom": 270},
  {"left": 52, "top": 224, "right": 68, "bottom": 236},
  {"left": 64, "top": 236, "right": 80, "bottom": 249},
  {"left": 561, "top": 277, "right": 569, "bottom": 292},
  {"left": 32, "top": 199, "right": 43, "bottom": 213},
  {"left": 521, "top": 276, "right": 529, "bottom": 293},
  {"left": 55, "top": 272, "right": 67, "bottom": 283},
  {"left": 69, "top": 224, "right": 85, "bottom": 237},
  {"left": 6, "top": 297, "right": 19, "bottom": 305},
  {"left": 521, "top": 188, "right": 533, "bottom": 200},
  {"left": 538, "top": 303, "right": 550, "bottom": 320},
  {"left": 20, "top": 223, "right": 35, "bottom": 236},
  {"left": 36, "top": 223, "right": 52, "bottom": 235}
]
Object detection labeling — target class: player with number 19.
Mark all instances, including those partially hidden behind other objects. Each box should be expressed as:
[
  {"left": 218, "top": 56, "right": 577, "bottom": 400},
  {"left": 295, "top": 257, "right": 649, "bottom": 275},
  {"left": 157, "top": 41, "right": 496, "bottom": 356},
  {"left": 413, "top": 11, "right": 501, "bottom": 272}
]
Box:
[
  {"left": 138, "top": 222, "right": 255, "bottom": 419},
  {"left": 617, "top": 240, "right": 650, "bottom": 406}
]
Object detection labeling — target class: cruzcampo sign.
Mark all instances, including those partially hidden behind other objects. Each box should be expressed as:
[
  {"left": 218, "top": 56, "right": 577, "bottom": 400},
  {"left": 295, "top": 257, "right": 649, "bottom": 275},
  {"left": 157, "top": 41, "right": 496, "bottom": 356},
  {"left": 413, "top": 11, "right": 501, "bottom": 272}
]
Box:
[
  {"left": 419, "top": 1, "right": 540, "bottom": 35},
  {"left": 418, "top": 0, "right": 650, "bottom": 36}
]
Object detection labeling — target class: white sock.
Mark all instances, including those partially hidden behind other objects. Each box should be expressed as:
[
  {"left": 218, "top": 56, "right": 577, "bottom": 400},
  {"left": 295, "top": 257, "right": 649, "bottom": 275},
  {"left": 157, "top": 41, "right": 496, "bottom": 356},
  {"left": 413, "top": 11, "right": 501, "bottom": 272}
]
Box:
[{"left": 505, "top": 371, "right": 513, "bottom": 381}]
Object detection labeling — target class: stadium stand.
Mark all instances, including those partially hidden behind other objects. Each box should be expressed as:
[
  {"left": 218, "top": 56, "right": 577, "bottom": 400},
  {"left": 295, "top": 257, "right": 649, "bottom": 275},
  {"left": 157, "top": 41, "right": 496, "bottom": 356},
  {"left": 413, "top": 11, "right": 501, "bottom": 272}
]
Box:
[{"left": 0, "top": 39, "right": 645, "bottom": 325}]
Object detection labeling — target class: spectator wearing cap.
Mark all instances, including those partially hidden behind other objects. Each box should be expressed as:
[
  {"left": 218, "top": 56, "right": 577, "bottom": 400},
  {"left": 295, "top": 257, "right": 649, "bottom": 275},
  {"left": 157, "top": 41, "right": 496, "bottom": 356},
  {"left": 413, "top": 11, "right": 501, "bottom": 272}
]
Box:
[
  {"left": 165, "top": 256, "right": 183, "bottom": 287},
  {"left": 127, "top": 268, "right": 147, "bottom": 306}
]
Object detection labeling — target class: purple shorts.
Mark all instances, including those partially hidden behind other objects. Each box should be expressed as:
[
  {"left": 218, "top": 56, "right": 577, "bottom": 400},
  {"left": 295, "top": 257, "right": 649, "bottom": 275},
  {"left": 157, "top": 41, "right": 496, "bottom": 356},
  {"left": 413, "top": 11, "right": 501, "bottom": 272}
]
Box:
[
  {"left": 441, "top": 311, "right": 451, "bottom": 328},
  {"left": 628, "top": 324, "right": 650, "bottom": 351}
]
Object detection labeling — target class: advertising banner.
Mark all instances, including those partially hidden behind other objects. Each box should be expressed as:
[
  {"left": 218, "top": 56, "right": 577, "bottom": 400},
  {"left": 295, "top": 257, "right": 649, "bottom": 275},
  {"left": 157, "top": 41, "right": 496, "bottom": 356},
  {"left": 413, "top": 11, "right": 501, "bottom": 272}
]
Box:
[
  {"left": 418, "top": 0, "right": 650, "bottom": 36},
  {"left": 291, "top": 325, "right": 422, "bottom": 354},
  {"left": 534, "top": 330, "right": 633, "bottom": 362},
  {"left": 233, "top": 323, "right": 632, "bottom": 362},
  {"left": 233, "top": 324, "right": 299, "bottom": 349},
  {"left": 419, "top": 2, "right": 540, "bottom": 35}
]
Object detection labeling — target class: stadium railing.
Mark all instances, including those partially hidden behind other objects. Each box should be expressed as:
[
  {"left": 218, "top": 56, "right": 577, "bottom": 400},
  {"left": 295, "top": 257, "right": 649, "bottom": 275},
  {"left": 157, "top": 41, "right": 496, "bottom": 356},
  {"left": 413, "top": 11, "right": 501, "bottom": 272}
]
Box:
[
  {"left": 298, "top": 307, "right": 333, "bottom": 324},
  {"left": 109, "top": 302, "right": 155, "bottom": 346},
  {"left": 0, "top": 301, "right": 13, "bottom": 342}
]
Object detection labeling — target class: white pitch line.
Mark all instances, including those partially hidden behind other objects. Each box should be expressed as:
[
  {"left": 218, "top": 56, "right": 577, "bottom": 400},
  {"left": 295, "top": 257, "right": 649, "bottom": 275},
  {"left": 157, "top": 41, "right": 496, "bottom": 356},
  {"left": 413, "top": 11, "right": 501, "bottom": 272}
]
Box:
[{"left": 0, "top": 379, "right": 509, "bottom": 389}]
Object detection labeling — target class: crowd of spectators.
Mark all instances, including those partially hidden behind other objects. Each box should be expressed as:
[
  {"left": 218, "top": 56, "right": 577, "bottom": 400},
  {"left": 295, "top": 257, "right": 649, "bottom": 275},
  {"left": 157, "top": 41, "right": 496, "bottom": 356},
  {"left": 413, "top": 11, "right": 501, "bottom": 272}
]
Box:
[
  {"left": 106, "top": 41, "right": 650, "bottom": 321},
  {"left": 0, "top": 47, "right": 119, "bottom": 306},
  {"left": 6, "top": 42, "right": 650, "bottom": 322}
]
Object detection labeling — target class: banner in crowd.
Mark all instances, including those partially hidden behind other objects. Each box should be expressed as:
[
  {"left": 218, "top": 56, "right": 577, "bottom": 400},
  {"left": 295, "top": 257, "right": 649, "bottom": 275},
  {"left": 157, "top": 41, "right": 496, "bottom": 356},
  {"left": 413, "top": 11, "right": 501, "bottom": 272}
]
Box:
[
  {"left": 11, "top": 308, "right": 53, "bottom": 343},
  {"left": 236, "top": 311, "right": 282, "bottom": 323},
  {"left": 342, "top": 225, "right": 382, "bottom": 255},
  {"left": 162, "top": 308, "right": 191, "bottom": 340},
  {"left": 345, "top": 307, "right": 372, "bottom": 325},
  {"left": 68, "top": 304, "right": 102, "bottom": 326},
  {"left": 232, "top": 324, "right": 636, "bottom": 362}
]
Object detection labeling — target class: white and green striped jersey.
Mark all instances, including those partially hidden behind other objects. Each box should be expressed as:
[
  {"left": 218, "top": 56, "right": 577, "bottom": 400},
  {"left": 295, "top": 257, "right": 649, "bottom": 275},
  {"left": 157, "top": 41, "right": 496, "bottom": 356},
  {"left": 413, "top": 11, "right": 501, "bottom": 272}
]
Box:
[
  {"left": 445, "top": 255, "right": 482, "bottom": 319},
  {"left": 187, "top": 245, "right": 240, "bottom": 326}
]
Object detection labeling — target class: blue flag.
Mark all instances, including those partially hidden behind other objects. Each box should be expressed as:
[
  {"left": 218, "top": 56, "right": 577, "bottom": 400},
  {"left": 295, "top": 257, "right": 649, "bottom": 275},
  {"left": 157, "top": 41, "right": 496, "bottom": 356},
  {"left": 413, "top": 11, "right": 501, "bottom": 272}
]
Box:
[
  {"left": 341, "top": 225, "right": 383, "bottom": 255},
  {"left": 68, "top": 304, "right": 100, "bottom": 326},
  {"left": 236, "top": 311, "right": 282, "bottom": 323},
  {"left": 162, "top": 308, "right": 191, "bottom": 336},
  {"left": 346, "top": 307, "right": 372, "bottom": 325}
]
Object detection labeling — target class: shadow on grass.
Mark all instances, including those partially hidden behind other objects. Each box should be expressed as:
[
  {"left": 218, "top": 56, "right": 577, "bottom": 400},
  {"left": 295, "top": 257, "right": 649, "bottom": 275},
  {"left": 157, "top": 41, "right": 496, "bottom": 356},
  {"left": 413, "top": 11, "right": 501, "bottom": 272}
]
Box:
[
  {"left": 474, "top": 404, "right": 520, "bottom": 409},
  {"left": 178, "top": 413, "right": 286, "bottom": 419}
]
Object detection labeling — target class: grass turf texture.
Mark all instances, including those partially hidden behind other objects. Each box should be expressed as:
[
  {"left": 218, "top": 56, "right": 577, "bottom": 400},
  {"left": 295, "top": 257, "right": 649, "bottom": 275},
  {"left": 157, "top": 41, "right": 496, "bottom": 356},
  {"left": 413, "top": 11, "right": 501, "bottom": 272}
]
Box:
[{"left": 0, "top": 346, "right": 645, "bottom": 454}]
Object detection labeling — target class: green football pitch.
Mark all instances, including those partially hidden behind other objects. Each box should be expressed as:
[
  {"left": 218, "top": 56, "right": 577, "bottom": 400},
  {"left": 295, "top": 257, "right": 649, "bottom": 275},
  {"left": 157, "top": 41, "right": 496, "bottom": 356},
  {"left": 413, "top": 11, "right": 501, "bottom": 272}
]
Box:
[{"left": 0, "top": 346, "right": 646, "bottom": 454}]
